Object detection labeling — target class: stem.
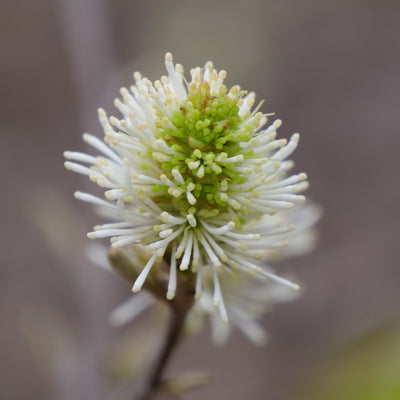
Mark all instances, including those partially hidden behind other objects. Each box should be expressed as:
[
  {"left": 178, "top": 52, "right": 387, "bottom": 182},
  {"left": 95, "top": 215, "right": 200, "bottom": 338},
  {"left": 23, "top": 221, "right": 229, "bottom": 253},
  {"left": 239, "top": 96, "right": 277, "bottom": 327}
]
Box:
[
  {"left": 107, "top": 248, "right": 195, "bottom": 400},
  {"left": 137, "top": 307, "right": 188, "bottom": 400},
  {"left": 151, "top": 309, "right": 186, "bottom": 389}
]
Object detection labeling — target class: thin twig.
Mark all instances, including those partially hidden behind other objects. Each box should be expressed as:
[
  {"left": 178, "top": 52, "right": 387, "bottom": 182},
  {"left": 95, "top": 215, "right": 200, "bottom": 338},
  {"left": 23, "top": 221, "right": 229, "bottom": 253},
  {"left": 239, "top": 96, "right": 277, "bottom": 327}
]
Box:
[
  {"left": 108, "top": 247, "right": 196, "bottom": 400},
  {"left": 137, "top": 307, "right": 188, "bottom": 400}
]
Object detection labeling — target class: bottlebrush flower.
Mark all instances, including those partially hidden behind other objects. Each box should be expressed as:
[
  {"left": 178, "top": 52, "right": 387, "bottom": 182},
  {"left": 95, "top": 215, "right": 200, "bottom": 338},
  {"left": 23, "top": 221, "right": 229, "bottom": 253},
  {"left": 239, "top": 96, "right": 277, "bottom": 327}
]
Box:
[{"left": 64, "top": 53, "right": 309, "bottom": 321}]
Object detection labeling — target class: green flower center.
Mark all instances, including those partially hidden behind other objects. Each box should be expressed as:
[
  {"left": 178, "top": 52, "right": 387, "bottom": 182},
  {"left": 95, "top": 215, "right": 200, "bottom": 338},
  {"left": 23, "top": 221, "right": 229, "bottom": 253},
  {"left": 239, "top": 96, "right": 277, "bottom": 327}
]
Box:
[{"left": 152, "top": 81, "right": 257, "bottom": 218}]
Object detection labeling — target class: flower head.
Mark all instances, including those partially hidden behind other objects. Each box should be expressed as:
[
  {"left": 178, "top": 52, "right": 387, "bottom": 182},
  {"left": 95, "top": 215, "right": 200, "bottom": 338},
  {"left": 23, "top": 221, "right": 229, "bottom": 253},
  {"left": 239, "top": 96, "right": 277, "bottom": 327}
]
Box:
[{"left": 64, "top": 53, "right": 309, "bottom": 321}]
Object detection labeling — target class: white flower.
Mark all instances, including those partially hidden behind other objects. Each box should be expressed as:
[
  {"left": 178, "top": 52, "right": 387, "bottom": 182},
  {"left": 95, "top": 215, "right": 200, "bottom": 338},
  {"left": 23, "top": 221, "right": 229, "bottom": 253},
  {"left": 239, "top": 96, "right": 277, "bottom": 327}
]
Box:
[{"left": 64, "top": 53, "right": 309, "bottom": 321}]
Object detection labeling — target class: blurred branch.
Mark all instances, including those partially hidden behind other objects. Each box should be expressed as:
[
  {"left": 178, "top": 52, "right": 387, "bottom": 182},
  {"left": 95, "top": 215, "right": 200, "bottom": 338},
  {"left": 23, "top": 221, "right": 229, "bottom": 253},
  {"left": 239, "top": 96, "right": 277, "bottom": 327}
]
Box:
[
  {"left": 56, "top": 0, "right": 116, "bottom": 130},
  {"left": 54, "top": 1, "right": 117, "bottom": 398}
]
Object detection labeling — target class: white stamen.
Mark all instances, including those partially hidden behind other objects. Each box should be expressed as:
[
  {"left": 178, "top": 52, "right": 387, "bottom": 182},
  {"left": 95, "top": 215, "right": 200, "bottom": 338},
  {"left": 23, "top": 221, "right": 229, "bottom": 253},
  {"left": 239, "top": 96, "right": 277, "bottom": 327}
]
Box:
[
  {"left": 199, "top": 235, "right": 221, "bottom": 267},
  {"left": 83, "top": 132, "right": 122, "bottom": 164},
  {"left": 187, "top": 213, "right": 196, "bottom": 227},
  {"left": 110, "top": 235, "right": 140, "bottom": 248},
  {"left": 201, "top": 220, "right": 235, "bottom": 235},
  {"left": 64, "top": 161, "right": 94, "bottom": 176},
  {"left": 149, "top": 225, "right": 185, "bottom": 250},
  {"left": 261, "top": 270, "right": 300, "bottom": 291},
  {"left": 172, "top": 168, "right": 184, "bottom": 184},
  {"left": 109, "top": 293, "right": 154, "bottom": 327},
  {"left": 74, "top": 191, "right": 115, "bottom": 209},
  {"left": 272, "top": 133, "right": 299, "bottom": 161},
  {"left": 63, "top": 151, "right": 96, "bottom": 164},
  {"left": 219, "top": 193, "right": 229, "bottom": 202},
  {"left": 132, "top": 174, "right": 162, "bottom": 185},
  {"left": 160, "top": 212, "right": 186, "bottom": 224},
  {"left": 196, "top": 164, "right": 205, "bottom": 178},
  {"left": 192, "top": 235, "right": 200, "bottom": 268},
  {"left": 167, "top": 243, "right": 177, "bottom": 300},
  {"left": 159, "top": 228, "right": 173, "bottom": 238},
  {"left": 132, "top": 253, "right": 158, "bottom": 292},
  {"left": 187, "top": 191, "right": 197, "bottom": 205},
  {"left": 194, "top": 262, "right": 203, "bottom": 299},
  {"left": 87, "top": 228, "right": 141, "bottom": 239},
  {"left": 179, "top": 231, "right": 193, "bottom": 271},
  {"left": 215, "top": 154, "right": 244, "bottom": 163},
  {"left": 175, "top": 228, "right": 189, "bottom": 258},
  {"left": 201, "top": 229, "right": 227, "bottom": 262},
  {"left": 225, "top": 231, "right": 260, "bottom": 241},
  {"left": 208, "top": 263, "right": 228, "bottom": 322},
  {"left": 188, "top": 160, "right": 200, "bottom": 170}
]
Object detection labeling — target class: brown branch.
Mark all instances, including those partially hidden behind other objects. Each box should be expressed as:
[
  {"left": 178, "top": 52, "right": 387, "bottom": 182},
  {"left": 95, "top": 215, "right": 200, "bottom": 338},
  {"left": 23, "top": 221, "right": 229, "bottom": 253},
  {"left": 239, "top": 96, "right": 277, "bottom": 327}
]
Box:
[{"left": 137, "top": 306, "right": 188, "bottom": 400}]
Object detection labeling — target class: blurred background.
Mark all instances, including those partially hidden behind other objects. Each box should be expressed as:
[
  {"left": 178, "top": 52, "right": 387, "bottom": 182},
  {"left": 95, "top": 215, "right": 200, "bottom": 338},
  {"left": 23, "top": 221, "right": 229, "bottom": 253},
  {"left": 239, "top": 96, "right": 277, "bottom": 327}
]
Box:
[{"left": 1, "top": 0, "right": 400, "bottom": 399}]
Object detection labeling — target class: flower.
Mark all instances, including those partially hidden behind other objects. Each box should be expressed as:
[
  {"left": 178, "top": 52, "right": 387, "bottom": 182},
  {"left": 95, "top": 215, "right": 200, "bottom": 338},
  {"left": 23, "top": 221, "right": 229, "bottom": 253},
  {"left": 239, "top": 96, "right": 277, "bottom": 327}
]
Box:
[{"left": 64, "top": 53, "right": 309, "bottom": 321}]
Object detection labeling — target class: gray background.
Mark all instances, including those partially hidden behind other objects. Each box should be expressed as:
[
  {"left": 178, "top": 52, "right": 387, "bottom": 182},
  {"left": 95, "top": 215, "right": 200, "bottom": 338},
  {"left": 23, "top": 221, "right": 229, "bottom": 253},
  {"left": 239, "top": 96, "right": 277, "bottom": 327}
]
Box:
[{"left": 1, "top": 0, "right": 399, "bottom": 399}]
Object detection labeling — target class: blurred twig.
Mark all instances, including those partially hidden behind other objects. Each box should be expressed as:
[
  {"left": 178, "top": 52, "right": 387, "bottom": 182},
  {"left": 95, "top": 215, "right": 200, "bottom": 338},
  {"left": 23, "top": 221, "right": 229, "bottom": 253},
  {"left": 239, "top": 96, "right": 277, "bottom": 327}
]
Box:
[{"left": 57, "top": 0, "right": 115, "bottom": 130}]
